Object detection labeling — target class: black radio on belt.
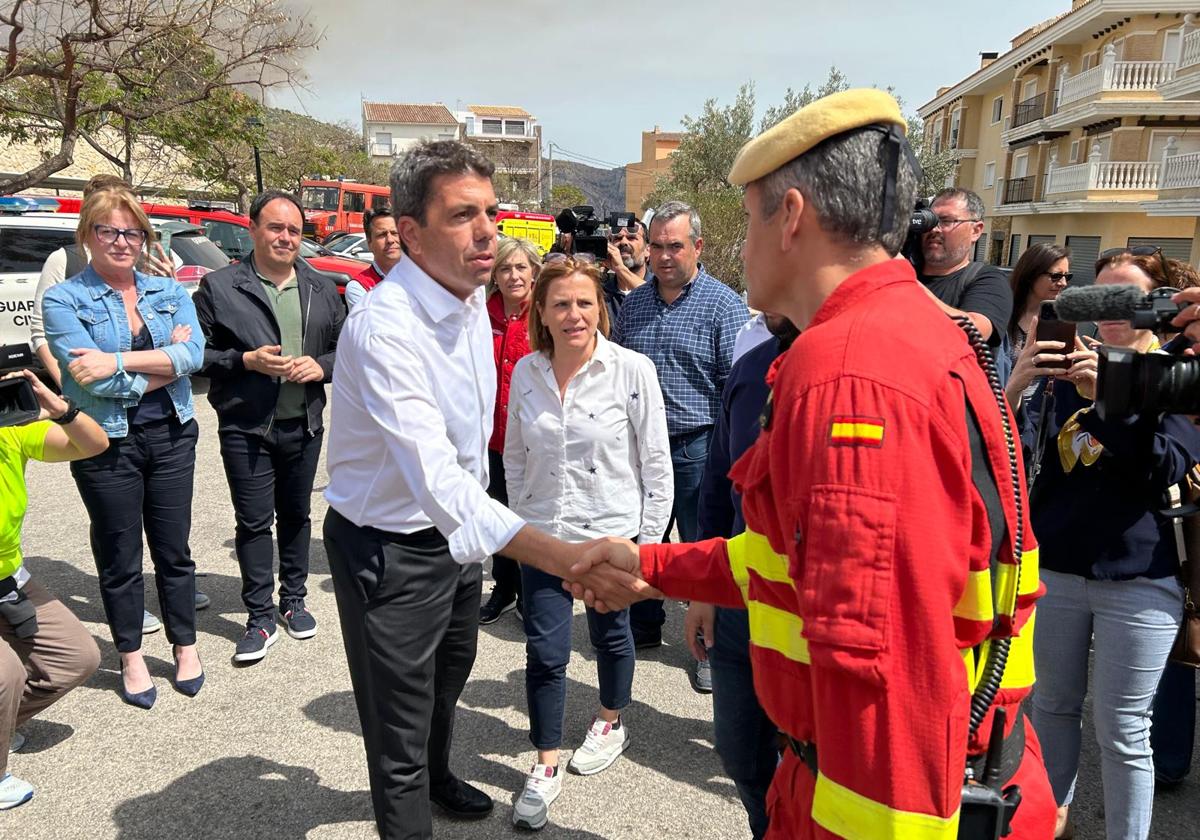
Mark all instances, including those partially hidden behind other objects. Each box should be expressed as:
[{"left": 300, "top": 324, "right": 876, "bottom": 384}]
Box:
[
  {"left": 959, "top": 707, "right": 1022, "bottom": 839},
  {"left": 0, "top": 575, "right": 37, "bottom": 639}
]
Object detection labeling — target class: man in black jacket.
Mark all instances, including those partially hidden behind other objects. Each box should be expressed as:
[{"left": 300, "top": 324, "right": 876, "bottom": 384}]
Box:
[{"left": 194, "top": 190, "right": 344, "bottom": 663}]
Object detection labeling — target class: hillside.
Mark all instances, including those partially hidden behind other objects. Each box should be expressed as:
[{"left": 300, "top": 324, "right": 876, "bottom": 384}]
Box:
[{"left": 544, "top": 159, "right": 626, "bottom": 214}]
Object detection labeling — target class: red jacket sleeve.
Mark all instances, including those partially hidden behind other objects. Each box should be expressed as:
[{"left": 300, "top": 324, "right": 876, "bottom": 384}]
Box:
[{"left": 639, "top": 538, "right": 746, "bottom": 609}]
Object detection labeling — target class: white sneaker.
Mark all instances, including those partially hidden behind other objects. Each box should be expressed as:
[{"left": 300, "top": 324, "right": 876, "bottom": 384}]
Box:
[
  {"left": 512, "top": 763, "right": 561, "bottom": 831},
  {"left": 0, "top": 773, "right": 33, "bottom": 810},
  {"left": 567, "top": 717, "right": 629, "bottom": 776}
]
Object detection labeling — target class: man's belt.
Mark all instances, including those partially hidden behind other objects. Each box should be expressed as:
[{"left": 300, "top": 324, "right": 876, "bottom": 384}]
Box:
[
  {"left": 668, "top": 425, "right": 713, "bottom": 446},
  {"left": 778, "top": 733, "right": 819, "bottom": 777},
  {"left": 778, "top": 709, "right": 1026, "bottom": 786}
]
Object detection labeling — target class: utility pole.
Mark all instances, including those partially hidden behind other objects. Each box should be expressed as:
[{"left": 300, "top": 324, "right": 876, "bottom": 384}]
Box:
[{"left": 548, "top": 143, "right": 554, "bottom": 201}]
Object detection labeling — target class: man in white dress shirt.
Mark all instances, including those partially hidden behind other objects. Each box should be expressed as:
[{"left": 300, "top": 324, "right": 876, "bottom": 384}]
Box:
[{"left": 323, "top": 141, "right": 642, "bottom": 840}]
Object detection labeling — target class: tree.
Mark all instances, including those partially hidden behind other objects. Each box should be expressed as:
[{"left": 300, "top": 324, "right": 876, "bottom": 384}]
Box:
[
  {"left": 906, "top": 112, "right": 959, "bottom": 198},
  {"left": 0, "top": 0, "right": 320, "bottom": 194},
  {"left": 644, "top": 83, "right": 757, "bottom": 290},
  {"left": 550, "top": 183, "right": 586, "bottom": 211}
]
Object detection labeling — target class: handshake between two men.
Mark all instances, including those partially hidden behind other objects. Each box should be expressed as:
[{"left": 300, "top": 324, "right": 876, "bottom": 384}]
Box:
[
  {"left": 505, "top": 532, "right": 663, "bottom": 614},
  {"left": 559, "top": 537, "right": 661, "bottom": 613}
]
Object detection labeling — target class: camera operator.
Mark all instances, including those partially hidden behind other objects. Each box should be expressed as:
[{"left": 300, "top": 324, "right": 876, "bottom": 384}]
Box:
[
  {"left": 602, "top": 218, "right": 649, "bottom": 325},
  {"left": 918, "top": 188, "right": 1012, "bottom": 348},
  {"left": 1021, "top": 249, "right": 1200, "bottom": 839},
  {"left": 0, "top": 369, "right": 105, "bottom": 809}
]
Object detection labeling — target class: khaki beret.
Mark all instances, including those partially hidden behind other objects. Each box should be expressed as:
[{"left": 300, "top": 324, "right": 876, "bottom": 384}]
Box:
[{"left": 727, "top": 88, "right": 907, "bottom": 186}]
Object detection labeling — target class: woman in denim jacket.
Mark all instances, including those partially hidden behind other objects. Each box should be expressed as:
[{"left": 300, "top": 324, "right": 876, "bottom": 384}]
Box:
[{"left": 43, "top": 189, "right": 205, "bottom": 710}]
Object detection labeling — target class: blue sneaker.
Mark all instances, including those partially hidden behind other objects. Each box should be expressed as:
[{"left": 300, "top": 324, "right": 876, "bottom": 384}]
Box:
[
  {"left": 279, "top": 599, "right": 317, "bottom": 640},
  {"left": 233, "top": 619, "right": 277, "bottom": 663}
]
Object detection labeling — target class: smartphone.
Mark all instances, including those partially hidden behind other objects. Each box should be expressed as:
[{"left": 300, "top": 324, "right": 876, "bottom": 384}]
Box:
[{"left": 1035, "top": 300, "right": 1076, "bottom": 370}]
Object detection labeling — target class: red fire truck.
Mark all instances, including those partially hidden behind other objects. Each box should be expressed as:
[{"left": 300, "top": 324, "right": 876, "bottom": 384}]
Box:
[{"left": 299, "top": 180, "right": 390, "bottom": 240}]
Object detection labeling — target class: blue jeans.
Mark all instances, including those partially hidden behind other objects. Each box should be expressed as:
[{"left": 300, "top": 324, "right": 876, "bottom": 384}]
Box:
[
  {"left": 521, "top": 563, "right": 635, "bottom": 750},
  {"left": 710, "top": 606, "right": 777, "bottom": 840},
  {"left": 1150, "top": 661, "right": 1196, "bottom": 782},
  {"left": 1030, "top": 569, "right": 1182, "bottom": 840},
  {"left": 630, "top": 427, "right": 710, "bottom": 636}
]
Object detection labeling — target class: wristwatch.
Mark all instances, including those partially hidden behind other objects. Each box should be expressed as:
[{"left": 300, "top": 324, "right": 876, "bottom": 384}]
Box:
[{"left": 51, "top": 397, "right": 81, "bottom": 425}]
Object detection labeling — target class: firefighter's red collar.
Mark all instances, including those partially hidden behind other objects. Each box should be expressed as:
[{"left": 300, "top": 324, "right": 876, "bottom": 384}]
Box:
[{"left": 806, "top": 257, "right": 918, "bottom": 330}]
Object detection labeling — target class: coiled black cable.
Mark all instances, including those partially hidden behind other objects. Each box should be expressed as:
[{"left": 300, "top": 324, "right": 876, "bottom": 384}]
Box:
[{"left": 953, "top": 317, "right": 1025, "bottom": 738}]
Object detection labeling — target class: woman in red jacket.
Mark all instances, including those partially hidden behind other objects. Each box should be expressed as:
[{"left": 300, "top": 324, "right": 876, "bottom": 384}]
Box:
[{"left": 480, "top": 237, "right": 541, "bottom": 624}]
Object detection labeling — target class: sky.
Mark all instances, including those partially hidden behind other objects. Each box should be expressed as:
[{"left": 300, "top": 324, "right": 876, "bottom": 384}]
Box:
[{"left": 274, "top": 0, "right": 1070, "bottom": 170}]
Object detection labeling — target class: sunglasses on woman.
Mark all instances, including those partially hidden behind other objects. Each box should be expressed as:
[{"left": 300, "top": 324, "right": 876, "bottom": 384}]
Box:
[
  {"left": 1044, "top": 271, "right": 1073, "bottom": 283},
  {"left": 1095, "top": 245, "right": 1171, "bottom": 285}
]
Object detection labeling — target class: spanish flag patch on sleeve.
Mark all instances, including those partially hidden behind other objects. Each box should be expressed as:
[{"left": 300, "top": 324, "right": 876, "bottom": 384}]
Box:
[{"left": 828, "top": 416, "right": 886, "bottom": 448}]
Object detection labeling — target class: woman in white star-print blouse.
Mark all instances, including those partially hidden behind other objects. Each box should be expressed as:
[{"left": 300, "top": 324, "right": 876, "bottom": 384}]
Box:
[{"left": 503, "top": 257, "right": 673, "bottom": 832}]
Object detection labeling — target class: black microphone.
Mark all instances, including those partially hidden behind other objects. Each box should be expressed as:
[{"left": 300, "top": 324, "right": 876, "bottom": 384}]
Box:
[{"left": 1053, "top": 285, "right": 1182, "bottom": 330}]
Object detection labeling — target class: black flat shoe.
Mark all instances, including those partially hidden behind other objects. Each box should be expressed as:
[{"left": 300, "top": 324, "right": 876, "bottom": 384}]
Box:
[{"left": 429, "top": 776, "right": 493, "bottom": 819}]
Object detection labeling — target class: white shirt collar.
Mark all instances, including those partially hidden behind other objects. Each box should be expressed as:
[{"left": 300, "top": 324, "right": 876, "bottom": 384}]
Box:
[
  {"left": 531, "top": 331, "right": 613, "bottom": 372},
  {"left": 395, "top": 256, "right": 482, "bottom": 325}
]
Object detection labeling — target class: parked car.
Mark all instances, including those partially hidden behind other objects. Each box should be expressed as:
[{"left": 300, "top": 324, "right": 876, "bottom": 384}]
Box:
[
  {"left": 323, "top": 232, "right": 371, "bottom": 262},
  {"left": 0, "top": 198, "right": 230, "bottom": 369},
  {"left": 52, "top": 198, "right": 363, "bottom": 294}
]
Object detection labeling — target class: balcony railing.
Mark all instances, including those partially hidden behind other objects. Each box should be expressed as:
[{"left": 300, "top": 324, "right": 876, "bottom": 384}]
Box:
[
  {"left": 1058, "top": 59, "right": 1177, "bottom": 108},
  {"left": 1045, "top": 160, "right": 1162, "bottom": 195},
  {"left": 1004, "top": 176, "right": 1036, "bottom": 204},
  {"left": 1012, "top": 92, "right": 1047, "bottom": 128},
  {"left": 1162, "top": 150, "right": 1200, "bottom": 189},
  {"left": 465, "top": 126, "right": 537, "bottom": 139},
  {"left": 369, "top": 143, "right": 396, "bottom": 157},
  {"left": 1182, "top": 30, "right": 1200, "bottom": 70}
]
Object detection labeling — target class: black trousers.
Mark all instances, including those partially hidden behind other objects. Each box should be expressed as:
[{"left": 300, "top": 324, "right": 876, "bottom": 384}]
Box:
[
  {"left": 218, "top": 419, "right": 322, "bottom": 621},
  {"left": 70, "top": 417, "right": 198, "bottom": 652},
  {"left": 486, "top": 449, "right": 521, "bottom": 599},
  {"left": 324, "top": 508, "right": 481, "bottom": 840}
]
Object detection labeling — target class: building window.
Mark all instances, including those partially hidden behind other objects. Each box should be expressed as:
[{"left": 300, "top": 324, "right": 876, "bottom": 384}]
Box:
[
  {"left": 932, "top": 116, "right": 944, "bottom": 154},
  {"left": 374, "top": 132, "right": 392, "bottom": 147},
  {"left": 504, "top": 120, "right": 526, "bottom": 136},
  {"left": 984, "top": 161, "right": 996, "bottom": 188},
  {"left": 1065, "top": 235, "right": 1102, "bottom": 285},
  {"left": 1008, "top": 234, "right": 1023, "bottom": 267},
  {"left": 482, "top": 118, "right": 502, "bottom": 135},
  {"left": 465, "top": 116, "right": 475, "bottom": 135},
  {"left": 1069, "top": 140, "right": 1080, "bottom": 163},
  {"left": 992, "top": 97, "right": 1004, "bottom": 124},
  {"left": 949, "top": 108, "right": 961, "bottom": 150}
]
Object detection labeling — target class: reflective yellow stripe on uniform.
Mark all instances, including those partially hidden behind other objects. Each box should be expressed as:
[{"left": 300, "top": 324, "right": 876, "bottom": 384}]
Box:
[
  {"left": 749, "top": 600, "right": 810, "bottom": 664},
  {"left": 728, "top": 530, "right": 810, "bottom": 665},
  {"left": 962, "top": 608, "right": 1038, "bottom": 692},
  {"left": 953, "top": 548, "right": 1040, "bottom": 624},
  {"left": 812, "top": 771, "right": 960, "bottom": 839}
]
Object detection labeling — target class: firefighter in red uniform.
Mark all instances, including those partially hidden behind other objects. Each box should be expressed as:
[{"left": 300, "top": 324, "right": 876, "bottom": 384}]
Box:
[{"left": 567, "top": 90, "right": 1055, "bottom": 839}]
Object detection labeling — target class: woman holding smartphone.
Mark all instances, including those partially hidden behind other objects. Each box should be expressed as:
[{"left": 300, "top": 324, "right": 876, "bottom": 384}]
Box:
[
  {"left": 1004, "top": 242, "right": 1072, "bottom": 410},
  {"left": 1021, "top": 249, "right": 1200, "bottom": 840}
]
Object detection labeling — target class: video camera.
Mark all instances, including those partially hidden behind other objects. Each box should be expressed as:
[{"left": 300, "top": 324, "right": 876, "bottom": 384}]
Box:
[
  {"left": 1049, "top": 284, "right": 1200, "bottom": 419},
  {"left": 900, "top": 199, "right": 939, "bottom": 271},
  {"left": 554, "top": 205, "right": 640, "bottom": 262},
  {"left": 0, "top": 377, "right": 38, "bottom": 427}
]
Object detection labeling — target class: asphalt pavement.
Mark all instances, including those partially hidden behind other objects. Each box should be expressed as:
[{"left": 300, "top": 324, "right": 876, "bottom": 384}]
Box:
[{"left": 7, "top": 396, "right": 1200, "bottom": 839}]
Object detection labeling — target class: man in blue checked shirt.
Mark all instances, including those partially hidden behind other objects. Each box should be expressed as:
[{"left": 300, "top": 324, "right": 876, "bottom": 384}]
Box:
[{"left": 610, "top": 200, "right": 750, "bottom": 659}]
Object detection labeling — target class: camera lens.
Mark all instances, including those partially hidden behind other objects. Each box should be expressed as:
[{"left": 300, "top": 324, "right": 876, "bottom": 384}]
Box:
[{"left": 1154, "top": 356, "right": 1200, "bottom": 415}]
